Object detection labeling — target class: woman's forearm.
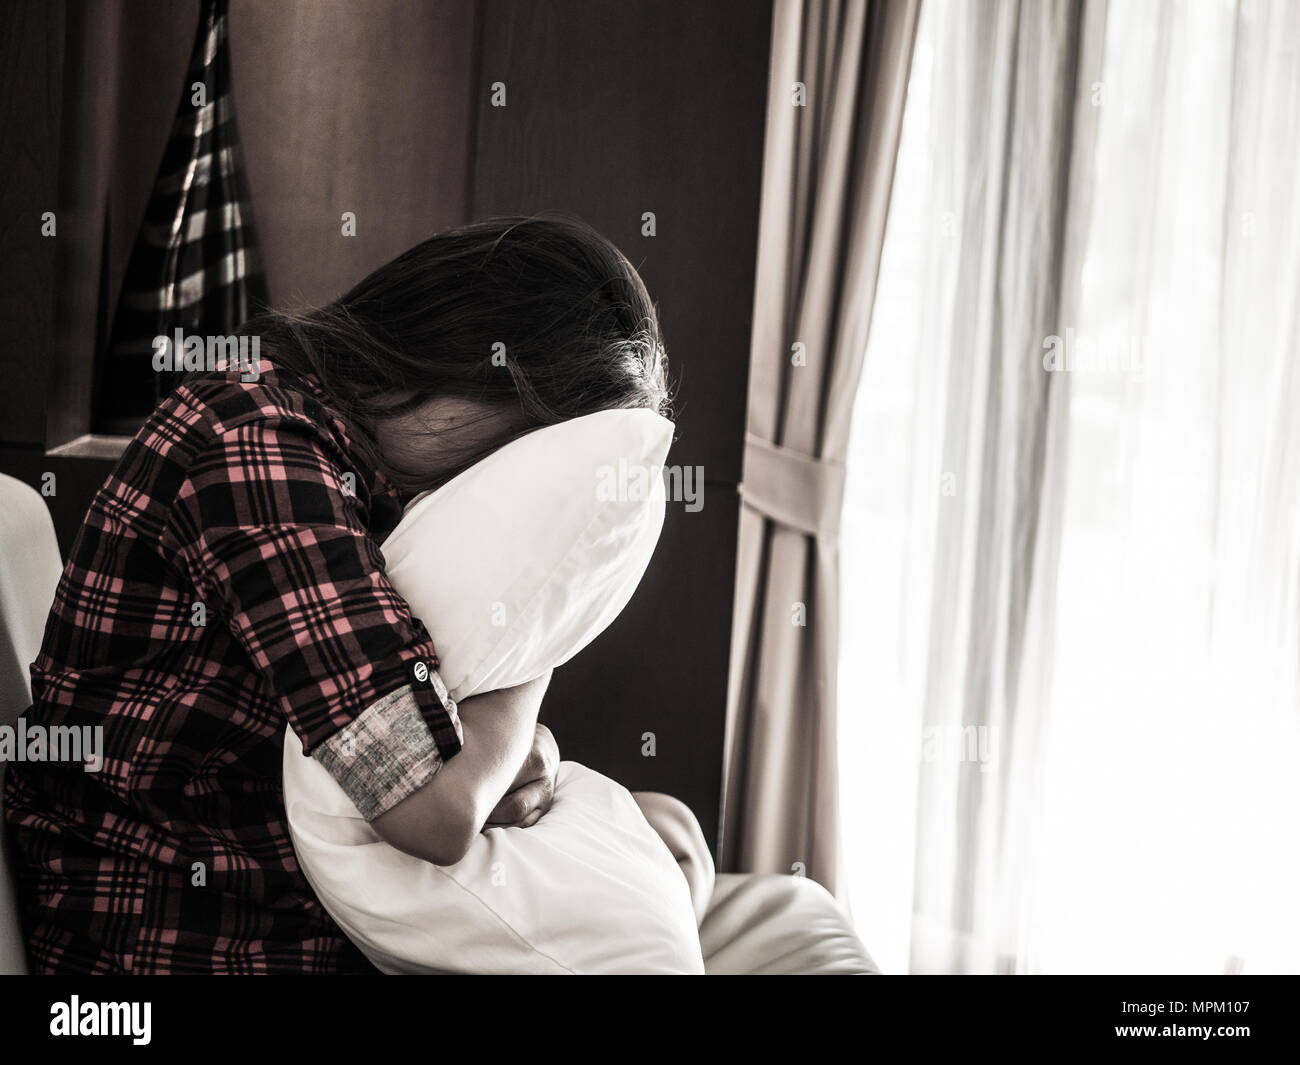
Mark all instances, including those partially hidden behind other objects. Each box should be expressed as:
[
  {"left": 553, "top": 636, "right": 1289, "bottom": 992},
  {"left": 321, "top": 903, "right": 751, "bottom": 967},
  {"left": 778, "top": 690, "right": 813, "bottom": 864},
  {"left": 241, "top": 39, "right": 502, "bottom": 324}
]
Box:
[{"left": 370, "top": 671, "right": 551, "bottom": 865}]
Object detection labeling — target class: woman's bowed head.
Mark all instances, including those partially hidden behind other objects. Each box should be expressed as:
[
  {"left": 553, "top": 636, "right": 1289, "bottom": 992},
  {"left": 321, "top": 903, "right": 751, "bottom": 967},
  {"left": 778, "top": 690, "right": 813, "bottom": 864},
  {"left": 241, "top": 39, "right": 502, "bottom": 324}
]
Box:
[{"left": 243, "top": 214, "right": 674, "bottom": 500}]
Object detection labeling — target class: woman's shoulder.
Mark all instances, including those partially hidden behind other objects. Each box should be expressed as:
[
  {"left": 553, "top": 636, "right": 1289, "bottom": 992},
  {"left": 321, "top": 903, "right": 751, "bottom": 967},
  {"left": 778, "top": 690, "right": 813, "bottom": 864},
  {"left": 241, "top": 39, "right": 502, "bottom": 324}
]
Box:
[
  {"left": 94, "top": 364, "right": 359, "bottom": 533},
  {"left": 173, "top": 360, "right": 335, "bottom": 445}
]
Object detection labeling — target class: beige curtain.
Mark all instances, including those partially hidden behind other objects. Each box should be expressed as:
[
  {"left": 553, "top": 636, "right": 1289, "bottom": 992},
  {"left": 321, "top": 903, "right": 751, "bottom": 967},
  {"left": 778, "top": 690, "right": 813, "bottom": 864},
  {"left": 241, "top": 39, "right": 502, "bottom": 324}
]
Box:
[{"left": 722, "top": 0, "right": 920, "bottom": 896}]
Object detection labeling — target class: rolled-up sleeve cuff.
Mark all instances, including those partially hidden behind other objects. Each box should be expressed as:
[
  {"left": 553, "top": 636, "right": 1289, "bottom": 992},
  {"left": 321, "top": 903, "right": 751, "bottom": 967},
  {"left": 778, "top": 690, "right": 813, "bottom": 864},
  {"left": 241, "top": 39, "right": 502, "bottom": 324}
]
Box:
[{"left": 312, "top": 679, "right": 462, "bottom": 821}]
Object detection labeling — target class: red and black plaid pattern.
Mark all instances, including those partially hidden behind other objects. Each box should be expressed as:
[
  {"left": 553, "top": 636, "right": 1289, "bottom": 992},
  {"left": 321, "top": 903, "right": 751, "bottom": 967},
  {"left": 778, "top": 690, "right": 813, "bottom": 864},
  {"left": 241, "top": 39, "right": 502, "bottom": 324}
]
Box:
[
  {"left": 97, "top": 0, "right": 268, "bottom": 433},
  {"left": 3, "top": 362, "right": 461, "bottom": 974}
]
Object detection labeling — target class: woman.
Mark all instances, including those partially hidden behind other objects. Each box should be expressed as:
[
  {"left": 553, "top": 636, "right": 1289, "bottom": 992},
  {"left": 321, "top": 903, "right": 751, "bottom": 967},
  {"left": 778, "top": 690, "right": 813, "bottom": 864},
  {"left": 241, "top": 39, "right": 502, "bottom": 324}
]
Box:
[{"left": 3, "top": 216, "right": 711, "bottom": 974}]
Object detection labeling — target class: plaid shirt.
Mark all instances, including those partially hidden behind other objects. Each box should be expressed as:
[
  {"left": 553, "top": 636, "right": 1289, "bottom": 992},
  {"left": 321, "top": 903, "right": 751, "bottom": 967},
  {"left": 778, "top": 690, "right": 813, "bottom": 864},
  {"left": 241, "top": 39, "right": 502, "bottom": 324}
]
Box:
[{"left": 2, "top": 360, "right": 463, "bottom": 974}]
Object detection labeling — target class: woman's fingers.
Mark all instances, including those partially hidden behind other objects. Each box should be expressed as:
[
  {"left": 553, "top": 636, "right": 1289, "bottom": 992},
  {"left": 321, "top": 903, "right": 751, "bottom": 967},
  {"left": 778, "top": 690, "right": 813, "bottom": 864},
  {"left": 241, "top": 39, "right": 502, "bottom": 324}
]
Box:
[
  {"left": 487, "top": 722, "right": 560, "bottom": 827},
  {"left": 487, "top": 777, "right": 552, "bottom": 826}
]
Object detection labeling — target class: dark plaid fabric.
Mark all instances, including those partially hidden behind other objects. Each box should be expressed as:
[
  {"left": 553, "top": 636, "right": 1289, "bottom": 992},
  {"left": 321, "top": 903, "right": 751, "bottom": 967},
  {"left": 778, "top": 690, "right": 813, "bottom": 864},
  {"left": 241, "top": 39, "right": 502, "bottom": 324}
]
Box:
[
  {"left": 98, "top": 0, "right": 268, "bottom": 433},
  {"left": 3, "top": 361, "right": 463, "bottom": 974}
]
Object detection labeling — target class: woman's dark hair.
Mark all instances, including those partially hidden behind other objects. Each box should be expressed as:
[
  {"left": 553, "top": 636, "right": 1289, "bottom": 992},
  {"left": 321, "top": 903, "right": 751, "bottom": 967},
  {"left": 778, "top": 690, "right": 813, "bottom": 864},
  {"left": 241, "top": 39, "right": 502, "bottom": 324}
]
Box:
[{"left": 241, "top": 214, "right": 671, "bottom": 495}]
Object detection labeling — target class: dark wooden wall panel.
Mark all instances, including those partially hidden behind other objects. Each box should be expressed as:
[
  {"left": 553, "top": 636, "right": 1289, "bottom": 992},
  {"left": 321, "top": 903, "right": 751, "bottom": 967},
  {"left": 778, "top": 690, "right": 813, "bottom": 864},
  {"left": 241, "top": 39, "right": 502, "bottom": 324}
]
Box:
[
  {"left": 47, "top": 0, "right": 194, "bottom": 449},
  {"left": 0, "top": 0, "right": 65, "bottom": 446},
  {"left": 473, "top": 0, "right": 772, "bottom": 853},
  {"left": 231, "top": 0, "right": 478, "bottom": 309},
  {"left": 472, "top": 0, "right": 771, "bottom": 483}
]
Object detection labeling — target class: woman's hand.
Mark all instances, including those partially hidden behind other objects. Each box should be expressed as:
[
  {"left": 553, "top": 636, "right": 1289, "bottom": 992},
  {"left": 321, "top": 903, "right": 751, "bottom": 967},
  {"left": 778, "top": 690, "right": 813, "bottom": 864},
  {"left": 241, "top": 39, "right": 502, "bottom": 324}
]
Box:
[{"left": 486, "top": 722, "right": 560, "bottom": 828}]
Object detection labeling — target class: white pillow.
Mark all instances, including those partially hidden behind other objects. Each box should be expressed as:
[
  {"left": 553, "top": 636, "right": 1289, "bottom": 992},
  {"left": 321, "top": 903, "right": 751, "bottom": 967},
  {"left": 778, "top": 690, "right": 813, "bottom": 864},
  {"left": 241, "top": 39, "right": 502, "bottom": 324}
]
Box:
[{"left": 282, "top": 408, "right": 705, "bottom": 974}]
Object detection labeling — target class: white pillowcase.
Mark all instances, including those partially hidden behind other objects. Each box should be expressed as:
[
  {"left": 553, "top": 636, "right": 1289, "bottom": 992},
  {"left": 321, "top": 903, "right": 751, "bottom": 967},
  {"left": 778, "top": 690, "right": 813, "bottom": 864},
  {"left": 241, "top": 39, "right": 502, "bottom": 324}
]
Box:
[{"left": 282, "top": 408, "right": 705, "bottom": 974}]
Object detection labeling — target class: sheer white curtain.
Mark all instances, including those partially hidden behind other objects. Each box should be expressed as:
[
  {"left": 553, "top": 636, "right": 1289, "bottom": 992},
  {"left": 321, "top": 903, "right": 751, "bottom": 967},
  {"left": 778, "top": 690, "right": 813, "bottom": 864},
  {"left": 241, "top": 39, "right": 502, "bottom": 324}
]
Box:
[{"left": 840, "top": 0, "right": 1300, "bottom": 975}]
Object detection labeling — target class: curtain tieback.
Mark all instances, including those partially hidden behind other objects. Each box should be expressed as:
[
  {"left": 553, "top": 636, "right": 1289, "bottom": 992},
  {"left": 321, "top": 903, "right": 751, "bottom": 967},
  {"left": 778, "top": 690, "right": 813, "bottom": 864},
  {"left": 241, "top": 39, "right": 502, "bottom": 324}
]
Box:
[{"left": 739, "top": 433, "right": 846, "bottom": 541}]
